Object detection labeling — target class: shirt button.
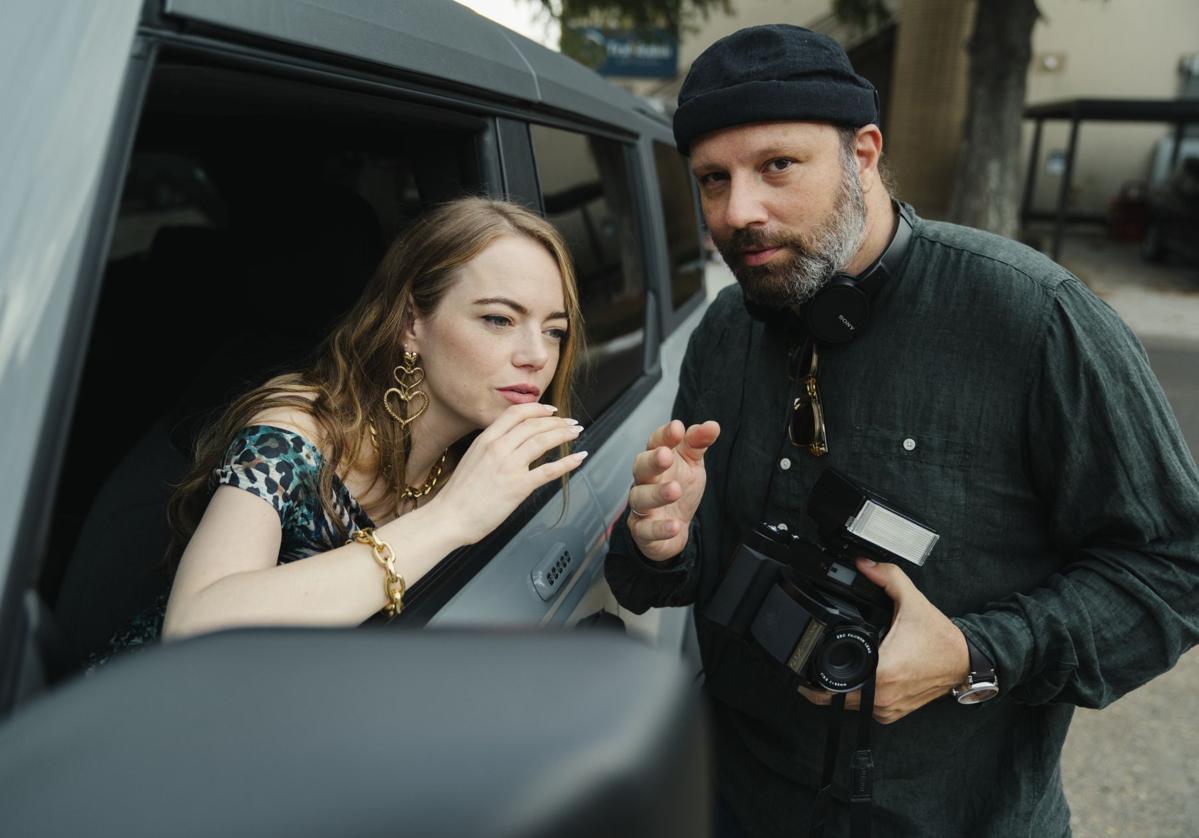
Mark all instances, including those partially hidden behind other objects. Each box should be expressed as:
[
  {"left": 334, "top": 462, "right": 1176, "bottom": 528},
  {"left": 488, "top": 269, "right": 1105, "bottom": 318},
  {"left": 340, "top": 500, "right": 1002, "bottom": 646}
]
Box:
[
  {"left": 779, "top": 457, "right": 792, "bottom": 471},
  {"left": 903, "top": 438, "right": 917, "bottom": 451}
]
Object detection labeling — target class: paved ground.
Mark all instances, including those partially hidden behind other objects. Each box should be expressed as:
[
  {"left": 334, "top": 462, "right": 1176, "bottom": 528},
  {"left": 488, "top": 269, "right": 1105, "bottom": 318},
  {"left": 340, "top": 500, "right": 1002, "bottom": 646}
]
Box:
[{"left": 704, "top": 230, "right": 1199, "bottom": 836}]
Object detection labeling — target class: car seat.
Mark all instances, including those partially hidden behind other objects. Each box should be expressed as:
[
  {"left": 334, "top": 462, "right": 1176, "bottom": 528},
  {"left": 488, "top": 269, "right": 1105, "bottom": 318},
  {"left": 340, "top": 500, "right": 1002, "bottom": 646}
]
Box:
[{"left": 54, "top": 184, "right": 384, "bottom": 661}]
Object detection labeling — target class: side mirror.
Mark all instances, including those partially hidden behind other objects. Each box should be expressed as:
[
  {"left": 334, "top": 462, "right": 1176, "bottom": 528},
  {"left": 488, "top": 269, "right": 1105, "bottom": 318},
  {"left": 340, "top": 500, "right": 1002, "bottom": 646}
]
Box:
[{"left": 0, "top": 628, "right": 710, "bottom": 838}]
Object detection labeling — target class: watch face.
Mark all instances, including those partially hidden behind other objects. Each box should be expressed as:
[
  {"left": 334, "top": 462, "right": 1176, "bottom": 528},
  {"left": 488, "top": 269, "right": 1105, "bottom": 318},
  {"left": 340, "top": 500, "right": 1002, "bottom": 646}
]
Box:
[{"left": 955, "top": 682, "right": 999, "bottom": 704}]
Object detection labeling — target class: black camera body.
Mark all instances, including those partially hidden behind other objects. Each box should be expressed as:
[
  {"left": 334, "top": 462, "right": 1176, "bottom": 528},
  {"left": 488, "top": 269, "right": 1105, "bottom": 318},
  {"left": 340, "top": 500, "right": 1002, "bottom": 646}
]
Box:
[
  {"left": 708, "top": 524, "right": 893, "bottom": 693},
  {"left": 706, "top": 469, "right": 938, "bottom": 693}
]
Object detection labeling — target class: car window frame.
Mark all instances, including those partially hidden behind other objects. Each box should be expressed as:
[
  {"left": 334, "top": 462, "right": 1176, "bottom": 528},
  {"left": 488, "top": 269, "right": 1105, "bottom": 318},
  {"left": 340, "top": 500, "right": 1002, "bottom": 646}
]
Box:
[
  {"left": 650, "top": 140, "right": 707, "bottom": 336},
  {"left": 37, "top": 32, "right": 514, "bottom": 627},
  {"left": 13, "top": 24, "right": 673, "bottom": 649}
]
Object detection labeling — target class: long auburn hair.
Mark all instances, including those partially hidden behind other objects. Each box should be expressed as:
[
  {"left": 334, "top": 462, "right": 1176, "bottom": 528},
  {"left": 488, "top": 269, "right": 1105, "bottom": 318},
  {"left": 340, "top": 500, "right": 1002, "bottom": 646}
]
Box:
[{"left": 166, "top": 197, "right": 583, "bottom": 564}]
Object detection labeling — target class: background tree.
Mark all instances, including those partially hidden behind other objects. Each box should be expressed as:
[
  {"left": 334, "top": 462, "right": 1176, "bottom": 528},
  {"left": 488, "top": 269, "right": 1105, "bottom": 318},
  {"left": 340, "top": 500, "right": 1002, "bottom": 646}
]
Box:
[
  {"left": 945, "top": 0, "right": 1040, "bottom": 238},
  {"left": 838, "top": 0, "right": 1040, "bottom": 237}
]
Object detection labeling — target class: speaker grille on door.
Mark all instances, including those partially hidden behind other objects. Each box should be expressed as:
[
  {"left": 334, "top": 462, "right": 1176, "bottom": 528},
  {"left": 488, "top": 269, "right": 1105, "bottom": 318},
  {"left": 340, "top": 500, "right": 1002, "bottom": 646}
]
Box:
[{"left": 531, "top": 543, "right": 576, "bottom": 601}]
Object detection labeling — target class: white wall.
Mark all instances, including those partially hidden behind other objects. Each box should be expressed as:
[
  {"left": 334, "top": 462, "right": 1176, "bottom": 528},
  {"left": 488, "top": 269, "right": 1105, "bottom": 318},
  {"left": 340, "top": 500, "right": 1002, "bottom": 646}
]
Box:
[
  {"left": 1024, "top": 0, "right": 1199, "bottom": 213},
  {"left": 663, "top": 0, "right": 1198, "bottom": 216}
]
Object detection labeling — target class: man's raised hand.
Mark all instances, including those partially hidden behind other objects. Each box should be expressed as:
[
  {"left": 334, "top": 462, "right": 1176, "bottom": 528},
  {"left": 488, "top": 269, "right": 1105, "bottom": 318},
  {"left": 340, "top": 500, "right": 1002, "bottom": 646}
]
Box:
[{"left": 627, "top": 419, "right": 720, "bottom": 561}]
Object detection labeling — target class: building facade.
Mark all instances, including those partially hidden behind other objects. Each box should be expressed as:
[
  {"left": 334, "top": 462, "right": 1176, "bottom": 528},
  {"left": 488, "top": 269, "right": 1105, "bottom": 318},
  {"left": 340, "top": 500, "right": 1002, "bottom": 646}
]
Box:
[{"left": 606, "top": 0, "right": 1199, "bottom": 222}]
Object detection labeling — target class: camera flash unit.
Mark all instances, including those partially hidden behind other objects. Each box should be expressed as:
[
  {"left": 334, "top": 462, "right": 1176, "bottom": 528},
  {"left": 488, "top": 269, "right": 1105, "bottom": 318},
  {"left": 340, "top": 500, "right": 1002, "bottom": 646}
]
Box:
[{"left": 808, "top": 469, "right": 940, "bottom": 567}]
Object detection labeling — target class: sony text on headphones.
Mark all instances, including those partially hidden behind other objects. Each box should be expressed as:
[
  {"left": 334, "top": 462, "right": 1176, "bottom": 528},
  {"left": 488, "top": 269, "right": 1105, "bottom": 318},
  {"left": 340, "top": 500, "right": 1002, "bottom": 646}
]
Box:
[{"left": 742, "top": 202, "right": 914, "bottom": 344}]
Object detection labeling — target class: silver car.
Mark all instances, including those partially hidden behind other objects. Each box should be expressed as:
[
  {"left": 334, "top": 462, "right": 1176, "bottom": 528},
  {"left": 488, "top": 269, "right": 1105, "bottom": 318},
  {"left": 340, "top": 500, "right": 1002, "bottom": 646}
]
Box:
[{"left": 0, "top": 2, "right": 711, "bottom": 835}]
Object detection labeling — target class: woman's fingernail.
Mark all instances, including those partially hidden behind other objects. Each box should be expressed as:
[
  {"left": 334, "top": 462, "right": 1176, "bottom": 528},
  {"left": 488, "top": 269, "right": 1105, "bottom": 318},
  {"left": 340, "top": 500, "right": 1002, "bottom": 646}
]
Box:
[
  {"left": 564, "top": 418, "right": 579, "bottom": 425},
  {"left": 574, "top": 450, "right": 589, "bottom": 460},
  {"left": 545, "top": 404, "right": 558, "bottom": 413},
  {"left": 571, "top": 425, "right": 584, "bottom": 434}
]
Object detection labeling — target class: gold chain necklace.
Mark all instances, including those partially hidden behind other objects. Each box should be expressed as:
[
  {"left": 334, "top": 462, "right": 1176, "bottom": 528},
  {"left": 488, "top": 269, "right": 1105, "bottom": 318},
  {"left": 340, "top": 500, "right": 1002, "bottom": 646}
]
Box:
[
  {"left": 400, "top": 449, "right": 448, "bottom": 500},
  {"left": 368, "top": 423, "right": 448, "bottom": 501}
]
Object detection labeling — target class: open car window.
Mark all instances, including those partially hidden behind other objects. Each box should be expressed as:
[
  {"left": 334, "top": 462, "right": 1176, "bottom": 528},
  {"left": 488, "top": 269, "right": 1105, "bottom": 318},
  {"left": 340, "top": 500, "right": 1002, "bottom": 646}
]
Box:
[{"left": 44, "top": 53, "right": 491, "bottom": 666}]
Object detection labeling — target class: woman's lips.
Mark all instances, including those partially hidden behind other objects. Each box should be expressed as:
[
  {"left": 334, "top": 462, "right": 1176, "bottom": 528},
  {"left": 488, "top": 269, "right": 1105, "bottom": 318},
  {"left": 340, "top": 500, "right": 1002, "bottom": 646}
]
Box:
[
  {"left": 498, "top": 387, "right": 540, "bottom": 404},
  {"left": 742, "top": 246, "right": 782, "bottom": 267}
]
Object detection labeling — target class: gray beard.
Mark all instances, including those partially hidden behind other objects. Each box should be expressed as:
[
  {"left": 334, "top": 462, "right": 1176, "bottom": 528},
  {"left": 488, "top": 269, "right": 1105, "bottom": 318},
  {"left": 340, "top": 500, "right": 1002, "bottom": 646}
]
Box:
[{"left": 720, "top": 152, "right": 868, "bottom": 310}]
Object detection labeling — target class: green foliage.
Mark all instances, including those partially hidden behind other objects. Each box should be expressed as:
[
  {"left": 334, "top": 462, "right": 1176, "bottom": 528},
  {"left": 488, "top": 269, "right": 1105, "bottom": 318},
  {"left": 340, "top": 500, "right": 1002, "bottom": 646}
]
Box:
[
  {"left": 558, "top": 25, "right": 609, "bottom": 69},
  {"left": 531, "top": 0, "right": 733, "bottom": 38},
  {"left": 831, "top": 0, "right": 893, "bottom": 30},
  {"left": 533, "top": 0, "right": 732, "bottom": 66},
  {"left": 535, "top": 0, "right": 893, "bottom": 65}
]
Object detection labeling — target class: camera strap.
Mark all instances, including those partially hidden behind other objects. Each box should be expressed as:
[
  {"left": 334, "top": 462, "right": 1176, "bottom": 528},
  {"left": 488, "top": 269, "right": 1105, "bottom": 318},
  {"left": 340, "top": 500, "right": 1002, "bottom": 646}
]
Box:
[{"left": 807, "top": 676, "right": 875, "bottom": 838}]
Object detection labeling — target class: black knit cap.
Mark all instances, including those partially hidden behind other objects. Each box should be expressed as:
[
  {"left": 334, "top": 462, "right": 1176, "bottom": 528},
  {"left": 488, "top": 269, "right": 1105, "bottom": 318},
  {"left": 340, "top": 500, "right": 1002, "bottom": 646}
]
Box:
[{"left": 673, "top": 24, "right": 879, "bottom": 155}]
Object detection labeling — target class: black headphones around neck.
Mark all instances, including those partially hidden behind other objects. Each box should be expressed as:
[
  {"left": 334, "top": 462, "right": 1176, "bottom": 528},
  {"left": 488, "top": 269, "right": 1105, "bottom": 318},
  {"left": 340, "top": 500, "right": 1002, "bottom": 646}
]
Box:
[{"left": 743, "top": 201, "right": 914, "bottom": 344}]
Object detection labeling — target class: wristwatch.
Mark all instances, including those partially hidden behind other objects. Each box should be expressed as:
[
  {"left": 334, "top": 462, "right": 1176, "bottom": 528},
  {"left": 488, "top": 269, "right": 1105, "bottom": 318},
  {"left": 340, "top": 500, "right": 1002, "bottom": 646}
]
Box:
[{"left": 952, "top": 639, "right": 999, "bottom": 704}]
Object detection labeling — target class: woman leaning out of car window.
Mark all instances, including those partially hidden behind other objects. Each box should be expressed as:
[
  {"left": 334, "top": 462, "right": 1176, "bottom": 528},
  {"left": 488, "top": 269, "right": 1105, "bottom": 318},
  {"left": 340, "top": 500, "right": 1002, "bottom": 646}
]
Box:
[{"left": 100, "top": 197, "right": 586, "bottom": 652}]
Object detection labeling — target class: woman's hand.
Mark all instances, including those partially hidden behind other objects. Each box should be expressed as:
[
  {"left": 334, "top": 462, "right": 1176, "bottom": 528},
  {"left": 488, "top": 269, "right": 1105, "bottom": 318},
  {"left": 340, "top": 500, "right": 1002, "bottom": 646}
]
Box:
[
  {"left": 426, "top": 402, "right": 587, "bottom": 546},
  {"left": 626, "top": 419, "right": 721, "bottom": 561}
]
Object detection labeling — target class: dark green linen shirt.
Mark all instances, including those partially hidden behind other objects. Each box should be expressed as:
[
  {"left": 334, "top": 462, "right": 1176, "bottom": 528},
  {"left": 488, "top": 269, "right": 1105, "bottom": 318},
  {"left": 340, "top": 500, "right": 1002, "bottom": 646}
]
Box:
[{"left": 606, "top": 212, "right": 1199, "bottom": 838}]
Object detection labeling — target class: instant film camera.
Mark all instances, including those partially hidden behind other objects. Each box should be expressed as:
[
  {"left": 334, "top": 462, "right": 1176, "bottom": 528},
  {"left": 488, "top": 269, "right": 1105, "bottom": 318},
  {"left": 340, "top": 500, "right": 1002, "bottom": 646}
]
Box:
[{"left": 706, "top": 469, "right": 940, "bottom": 693}]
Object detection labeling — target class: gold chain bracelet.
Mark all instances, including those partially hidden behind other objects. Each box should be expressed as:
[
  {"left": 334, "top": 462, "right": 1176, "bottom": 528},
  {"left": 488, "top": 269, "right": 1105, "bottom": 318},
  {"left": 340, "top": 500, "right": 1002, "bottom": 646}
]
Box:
[{"left": 348, "top": 527, "right": 406, "bottom": 617}]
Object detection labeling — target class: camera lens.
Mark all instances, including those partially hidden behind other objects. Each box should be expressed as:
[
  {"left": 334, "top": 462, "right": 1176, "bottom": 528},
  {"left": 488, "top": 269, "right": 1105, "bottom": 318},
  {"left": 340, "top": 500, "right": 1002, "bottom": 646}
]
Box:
[
  {"left": 813, "top": 626, "right": 878, "bottom": 692},
  {"left": 827, "top": 644, "right": 856, "bottom": 669}
]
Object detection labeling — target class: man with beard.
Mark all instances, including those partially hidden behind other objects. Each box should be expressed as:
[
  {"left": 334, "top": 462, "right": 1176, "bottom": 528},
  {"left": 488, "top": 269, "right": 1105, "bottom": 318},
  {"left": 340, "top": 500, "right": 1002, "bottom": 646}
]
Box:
[{"left": 605, "top": 23, "right": 1199, "bottom": 838}]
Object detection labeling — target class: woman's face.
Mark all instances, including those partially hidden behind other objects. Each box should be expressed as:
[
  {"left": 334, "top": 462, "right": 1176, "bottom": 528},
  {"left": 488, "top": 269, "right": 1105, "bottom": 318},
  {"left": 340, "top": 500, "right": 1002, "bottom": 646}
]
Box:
[{"left": 407, "top": 234, "right": 569, "bottom": 439}]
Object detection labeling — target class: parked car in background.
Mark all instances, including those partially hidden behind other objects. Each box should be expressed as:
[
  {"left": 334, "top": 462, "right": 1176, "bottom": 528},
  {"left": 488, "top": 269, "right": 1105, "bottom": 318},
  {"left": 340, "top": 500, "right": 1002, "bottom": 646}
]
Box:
[
  {"left": 0, "top": 2, "right": 712, "bottom": 834},
  {"left": 1142, "top": 156, "right": 1199, "bottom": 268}
]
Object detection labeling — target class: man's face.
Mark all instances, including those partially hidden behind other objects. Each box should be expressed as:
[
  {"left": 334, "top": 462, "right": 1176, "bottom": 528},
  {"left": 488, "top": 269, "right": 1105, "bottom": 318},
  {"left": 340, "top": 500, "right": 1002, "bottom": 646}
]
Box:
[{"left": 690, "top": 121, "right": 867, "bottom": 309}]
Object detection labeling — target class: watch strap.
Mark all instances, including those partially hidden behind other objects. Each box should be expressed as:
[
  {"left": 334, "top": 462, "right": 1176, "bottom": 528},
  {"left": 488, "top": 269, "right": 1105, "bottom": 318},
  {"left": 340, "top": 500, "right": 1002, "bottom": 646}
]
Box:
[
  {"left": 953, "top": 637, "right": 999, "bottom": 703},
  {"left": 966, "top": 638, "right": 996, "bottom": 679}
]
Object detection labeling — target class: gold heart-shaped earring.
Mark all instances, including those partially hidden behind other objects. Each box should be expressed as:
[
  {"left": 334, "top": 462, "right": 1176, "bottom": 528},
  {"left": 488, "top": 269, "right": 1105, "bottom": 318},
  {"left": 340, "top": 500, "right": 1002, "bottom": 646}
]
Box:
[{"left": 382, "top": 351, "right": 429, "bottom": 428}]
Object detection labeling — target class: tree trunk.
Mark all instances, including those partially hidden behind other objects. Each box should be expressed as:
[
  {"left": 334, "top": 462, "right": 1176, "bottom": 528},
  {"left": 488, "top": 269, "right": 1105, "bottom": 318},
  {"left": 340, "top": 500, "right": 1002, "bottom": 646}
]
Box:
[
  {"left": 885, "top": 0, "right": 975, "bottom": 220},
  {"left": 946, "top": 0, "right": 1040, "bottom": 238}
]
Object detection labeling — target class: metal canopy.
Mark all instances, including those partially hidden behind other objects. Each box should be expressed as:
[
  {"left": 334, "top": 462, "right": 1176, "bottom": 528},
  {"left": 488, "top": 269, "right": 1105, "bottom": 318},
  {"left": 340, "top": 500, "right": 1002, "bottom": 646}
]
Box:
[
  {"left": 162, "top": 0, "right": 654, "bottom": 134},
  {"left": 1021, "top": 97, "right": 1199, "bottom": 260},
  {"left": 1024, "top": 98, "right": 1199, "bottom": 122}
]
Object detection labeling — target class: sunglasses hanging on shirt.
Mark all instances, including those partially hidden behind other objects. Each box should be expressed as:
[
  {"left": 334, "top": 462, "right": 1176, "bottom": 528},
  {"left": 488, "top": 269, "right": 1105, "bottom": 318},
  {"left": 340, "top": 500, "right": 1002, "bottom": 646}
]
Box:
[
  {"left": 788, "top": 338, "right": 828, "bottom": 457},
  {"left": 766, "top": 203, "right": 915, "bottom": 457}
]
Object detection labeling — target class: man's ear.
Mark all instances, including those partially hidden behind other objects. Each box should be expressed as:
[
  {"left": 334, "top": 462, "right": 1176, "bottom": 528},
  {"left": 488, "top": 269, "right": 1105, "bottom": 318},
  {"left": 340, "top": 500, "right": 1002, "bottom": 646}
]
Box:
[{"left": 855, "top": 124, "right": 884, "bottom": 189}]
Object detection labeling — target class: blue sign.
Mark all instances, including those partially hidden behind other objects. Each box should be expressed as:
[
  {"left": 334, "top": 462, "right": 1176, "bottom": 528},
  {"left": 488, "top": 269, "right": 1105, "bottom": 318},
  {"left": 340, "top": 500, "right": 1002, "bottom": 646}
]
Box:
[{"left": 577, "top": 27, "right": 678, "bottom": 79}]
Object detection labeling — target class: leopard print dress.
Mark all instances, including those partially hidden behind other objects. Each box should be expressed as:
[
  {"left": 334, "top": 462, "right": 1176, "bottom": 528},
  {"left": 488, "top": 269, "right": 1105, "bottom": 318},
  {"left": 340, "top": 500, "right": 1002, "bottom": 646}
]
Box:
[{"left": 95, "top": 425, "right": 376, "bottom": 664}]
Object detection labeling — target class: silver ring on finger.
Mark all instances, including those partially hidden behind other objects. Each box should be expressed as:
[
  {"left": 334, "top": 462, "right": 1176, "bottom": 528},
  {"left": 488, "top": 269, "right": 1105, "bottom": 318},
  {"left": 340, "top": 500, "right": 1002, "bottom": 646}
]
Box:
[{"left": 627, "top": 485, "right": 648, "bottom": 517}]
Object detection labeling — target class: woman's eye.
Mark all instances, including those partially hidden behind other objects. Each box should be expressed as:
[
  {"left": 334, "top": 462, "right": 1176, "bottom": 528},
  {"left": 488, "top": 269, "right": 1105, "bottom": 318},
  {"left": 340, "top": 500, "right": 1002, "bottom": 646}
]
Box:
[
  {"left": 482, "top": 314, "right": 512, "bottom": 328},
  {"left": 698, "top": 172, "right": 726, "bottom": 188},
  {"left": 546, "top": 328, "right": 568, "bottom": 342},
  {"left": 766, "top": 158, "right": 793, "bottom": 173}
]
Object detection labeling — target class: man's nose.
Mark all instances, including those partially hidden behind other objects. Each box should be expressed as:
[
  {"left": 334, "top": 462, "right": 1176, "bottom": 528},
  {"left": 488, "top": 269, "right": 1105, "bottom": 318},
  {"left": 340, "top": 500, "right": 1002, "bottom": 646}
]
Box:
[{"left": 723, "top": 176, "right": 769, "bottom": 230}]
